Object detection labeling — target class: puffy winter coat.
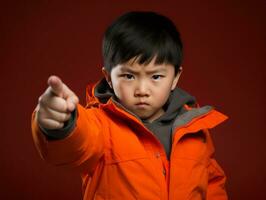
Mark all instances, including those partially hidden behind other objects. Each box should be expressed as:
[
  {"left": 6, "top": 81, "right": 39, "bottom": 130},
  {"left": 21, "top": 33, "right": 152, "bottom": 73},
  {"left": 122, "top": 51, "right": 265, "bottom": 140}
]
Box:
[{"left": 31, "top": 81, "right": 229, "bottom": 200}]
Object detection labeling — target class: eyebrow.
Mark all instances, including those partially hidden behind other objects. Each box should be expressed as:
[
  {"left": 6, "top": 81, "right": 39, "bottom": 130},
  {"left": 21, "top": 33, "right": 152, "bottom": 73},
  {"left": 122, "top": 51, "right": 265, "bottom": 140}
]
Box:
[{"left": 120, "top": 67, "right": 167, "bottom": 74}]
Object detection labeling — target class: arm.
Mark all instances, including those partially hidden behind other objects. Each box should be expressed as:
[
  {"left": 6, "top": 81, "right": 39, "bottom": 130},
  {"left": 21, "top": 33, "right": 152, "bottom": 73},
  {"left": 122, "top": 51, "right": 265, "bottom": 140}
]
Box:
[
  {"left": 31, "top": 75, "right": 104, "bottom": 173},
  {"left": 31, "top": 104, "right": 104, "bottom": 173}
]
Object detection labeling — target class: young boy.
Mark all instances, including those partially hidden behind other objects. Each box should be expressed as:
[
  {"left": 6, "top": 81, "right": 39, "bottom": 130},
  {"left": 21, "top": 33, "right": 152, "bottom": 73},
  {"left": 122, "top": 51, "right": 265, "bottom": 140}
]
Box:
[{"left": 31, "top": 11, "right": 228, "bottom": 199}]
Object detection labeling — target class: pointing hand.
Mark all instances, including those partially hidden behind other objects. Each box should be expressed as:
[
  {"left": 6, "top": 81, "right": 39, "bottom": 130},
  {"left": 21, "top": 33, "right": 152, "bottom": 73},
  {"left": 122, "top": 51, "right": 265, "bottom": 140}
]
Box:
[{"left": 36, "top": 75, "right": 79, "bottom": 130}]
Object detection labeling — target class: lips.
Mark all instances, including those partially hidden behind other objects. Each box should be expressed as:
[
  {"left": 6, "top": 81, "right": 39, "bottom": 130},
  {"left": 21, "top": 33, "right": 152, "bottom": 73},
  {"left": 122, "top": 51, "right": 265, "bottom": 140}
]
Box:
[
  {"left": 135, "top": 102, "right": 149, "bottom": 108},
  {"left": 135, "top": 102, "right": 149, "bottom": 105}
]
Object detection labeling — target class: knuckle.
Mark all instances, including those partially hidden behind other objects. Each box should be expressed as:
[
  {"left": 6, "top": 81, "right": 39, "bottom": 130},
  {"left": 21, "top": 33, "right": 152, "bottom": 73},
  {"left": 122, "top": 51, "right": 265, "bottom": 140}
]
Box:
[
  {"left": 38, "top": 95, "right": 45, "bottom": 105},
  {"left": 63, "top": 113, "right": 70, "bottom": 122},
  {"left": 75, "top": 96, "right": 79, "bottom": 103},
  {"left": 57, "top": 101, "right": 67, "bottom": 112},
  {"left": 60, "top": 114, "right": 66, "bottom": 122},
  {"left": 66, "top": 113, "right": 71, "bottom": 120},
  {"left": 42, "top": 120, "right": 63, "bottom": 130},
  {"left": 48, "top": 120, "right": 62, "bottom": 129},
  {"left": 37, "top": 117, "right": 46, "bottom": 128},
  {"left": 57, "top": 112, "right": 68, "bottom": 122},
  {"left": 38, "top": 95, "right": 42, "bottom": 103},
  {"left": 61, "top": 114, "right": 66, "bottom": 121},
  {"left": 36, "top": 108, "right": 44, "bottom": 119},
  {"left": 38, "top": 94, "right": 50, "bottom": 107},
  {"left": 50, "top": 97, "right": 65, "bottom": 111},
  {"left": 56, "top": 122, "right": 64, "bottom": 129}
]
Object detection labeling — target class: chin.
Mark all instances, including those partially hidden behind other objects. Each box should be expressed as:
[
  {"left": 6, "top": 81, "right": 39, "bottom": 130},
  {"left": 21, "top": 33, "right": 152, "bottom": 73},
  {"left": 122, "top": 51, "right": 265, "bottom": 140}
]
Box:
[{"left": 136, "top": 112, "right": 154, "bottom": 120}]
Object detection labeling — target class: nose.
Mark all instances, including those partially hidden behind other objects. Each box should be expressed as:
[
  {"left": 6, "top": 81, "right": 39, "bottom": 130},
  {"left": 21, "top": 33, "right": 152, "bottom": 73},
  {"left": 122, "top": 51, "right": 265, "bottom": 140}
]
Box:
[{"left": 134, "top": 81, "right": 150, "bottom": 97}]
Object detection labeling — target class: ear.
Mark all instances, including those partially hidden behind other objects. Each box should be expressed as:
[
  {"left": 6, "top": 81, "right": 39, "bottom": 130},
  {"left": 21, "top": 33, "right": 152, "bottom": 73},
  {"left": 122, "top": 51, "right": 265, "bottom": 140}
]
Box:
[
  {"left": 102, "top": 67, "right": 113, "bottom": 88},
  {"left": 171, "top": 66, "right": 183, "bottom": 90}
]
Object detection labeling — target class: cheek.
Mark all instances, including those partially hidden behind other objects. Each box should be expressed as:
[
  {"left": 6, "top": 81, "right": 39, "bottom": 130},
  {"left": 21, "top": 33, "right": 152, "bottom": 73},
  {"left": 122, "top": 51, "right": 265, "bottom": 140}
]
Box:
[
  {"left": 152, "top": 82, "right": 173, "bottom": 103},
  {"left": 113, "top": 82, "right": 132, "bottom": 100},
  {"left": 156, "top": 92, "right": 170, "bottom": 105}
]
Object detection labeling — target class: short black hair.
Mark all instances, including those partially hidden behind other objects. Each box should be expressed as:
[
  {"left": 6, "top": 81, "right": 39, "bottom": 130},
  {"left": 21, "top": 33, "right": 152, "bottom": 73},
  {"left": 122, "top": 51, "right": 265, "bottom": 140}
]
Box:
[{"left": 102, "top": 11, "right": 183, "bottom": 75}]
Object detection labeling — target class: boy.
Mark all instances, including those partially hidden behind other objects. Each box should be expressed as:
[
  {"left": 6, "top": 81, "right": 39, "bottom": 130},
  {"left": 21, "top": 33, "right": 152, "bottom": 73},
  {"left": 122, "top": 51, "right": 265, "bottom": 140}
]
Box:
[{"left": 31, "top": 11, "right": 228, "bottom": 199}]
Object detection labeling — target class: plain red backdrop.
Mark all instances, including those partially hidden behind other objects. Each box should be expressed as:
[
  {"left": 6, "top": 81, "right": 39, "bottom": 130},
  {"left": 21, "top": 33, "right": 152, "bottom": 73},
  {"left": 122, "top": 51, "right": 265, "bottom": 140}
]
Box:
[{"left": 1, "top": 1, "right": 265, "bottom": 199}]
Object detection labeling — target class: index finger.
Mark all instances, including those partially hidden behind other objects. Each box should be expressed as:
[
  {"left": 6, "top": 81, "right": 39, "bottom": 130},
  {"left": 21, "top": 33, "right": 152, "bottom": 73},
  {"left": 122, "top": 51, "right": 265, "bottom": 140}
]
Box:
[{"left": 47, "top": 75, "right": 64, "bottom": 97}]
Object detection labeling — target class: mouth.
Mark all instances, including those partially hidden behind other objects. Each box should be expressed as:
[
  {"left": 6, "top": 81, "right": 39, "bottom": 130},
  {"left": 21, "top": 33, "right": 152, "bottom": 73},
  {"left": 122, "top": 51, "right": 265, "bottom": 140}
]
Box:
[
  {"left": 135, "top": 102, "right": 150, "bottom": 108},
  {"left": 135, "top": 101, "right": 149, "bottom": 105}
]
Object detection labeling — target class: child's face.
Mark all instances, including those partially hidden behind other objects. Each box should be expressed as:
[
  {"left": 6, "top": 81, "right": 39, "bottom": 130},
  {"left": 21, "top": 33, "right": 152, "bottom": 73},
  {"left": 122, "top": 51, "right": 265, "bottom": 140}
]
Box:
[{"left": 103, "top": 57, "right": 182, "bottom": 122}]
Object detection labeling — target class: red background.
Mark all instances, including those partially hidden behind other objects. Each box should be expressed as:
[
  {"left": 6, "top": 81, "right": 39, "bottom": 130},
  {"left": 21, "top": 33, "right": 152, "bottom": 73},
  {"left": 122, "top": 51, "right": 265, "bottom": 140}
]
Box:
[{"left": 1, "top": 1, "right": 265, "bottom": 199}]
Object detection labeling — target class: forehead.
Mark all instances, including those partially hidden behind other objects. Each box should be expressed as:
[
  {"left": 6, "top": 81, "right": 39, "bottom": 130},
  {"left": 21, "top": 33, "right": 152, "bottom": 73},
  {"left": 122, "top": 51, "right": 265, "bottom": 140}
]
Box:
[{"left": 117, "top": 56, "right": 174, "bottom": 72}]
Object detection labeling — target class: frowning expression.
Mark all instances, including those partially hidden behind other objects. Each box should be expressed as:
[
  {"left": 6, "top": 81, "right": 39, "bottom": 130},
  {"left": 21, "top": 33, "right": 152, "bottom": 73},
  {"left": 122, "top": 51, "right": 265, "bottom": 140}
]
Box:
[{"left": 103, "top": 57, "right": 182, "bottom": 122}]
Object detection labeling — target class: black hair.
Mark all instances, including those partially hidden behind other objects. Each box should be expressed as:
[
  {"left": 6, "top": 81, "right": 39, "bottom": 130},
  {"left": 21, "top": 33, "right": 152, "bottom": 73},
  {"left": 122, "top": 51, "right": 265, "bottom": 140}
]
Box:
[{"left": 102, "top": 11, "right": 183, "bottom": 75}]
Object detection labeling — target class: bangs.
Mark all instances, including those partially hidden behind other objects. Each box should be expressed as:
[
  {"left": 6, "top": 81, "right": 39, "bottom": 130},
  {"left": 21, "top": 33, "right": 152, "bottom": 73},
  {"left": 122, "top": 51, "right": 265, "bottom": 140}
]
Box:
[
  {"left": 103, "top": 11, "right": 183, "bottom": 73},
  {"left": 109, "top": 30, "right": 182, "bottom": 69},
  {"left": 127, "top": 32, "right": 182, "bottom": 67}
]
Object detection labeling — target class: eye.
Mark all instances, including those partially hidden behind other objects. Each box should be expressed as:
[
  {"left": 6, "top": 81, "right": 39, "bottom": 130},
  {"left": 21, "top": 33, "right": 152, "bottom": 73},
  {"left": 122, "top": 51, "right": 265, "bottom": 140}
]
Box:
[
  {"left": 121, "top": 74, "right": 134, "bottom": 80},
  {"left": 152, "top": 75, "right": 164, "bottom": 80}
]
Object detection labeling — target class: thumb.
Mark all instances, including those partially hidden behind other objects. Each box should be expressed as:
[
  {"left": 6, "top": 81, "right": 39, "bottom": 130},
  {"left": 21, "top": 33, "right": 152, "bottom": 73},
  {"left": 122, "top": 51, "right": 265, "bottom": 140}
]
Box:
[{"left": 47, "top": 75, "right": 64, "bottom": 97}]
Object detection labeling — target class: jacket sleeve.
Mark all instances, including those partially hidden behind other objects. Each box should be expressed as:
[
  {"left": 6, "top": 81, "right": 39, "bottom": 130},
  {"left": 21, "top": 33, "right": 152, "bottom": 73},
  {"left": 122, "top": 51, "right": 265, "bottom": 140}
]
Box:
[
  {"left": 40, "top": 108, "right": 77, "bottom": 140},
  {"left": 31, "top": 104, "right": 105, "bottom": 174}
]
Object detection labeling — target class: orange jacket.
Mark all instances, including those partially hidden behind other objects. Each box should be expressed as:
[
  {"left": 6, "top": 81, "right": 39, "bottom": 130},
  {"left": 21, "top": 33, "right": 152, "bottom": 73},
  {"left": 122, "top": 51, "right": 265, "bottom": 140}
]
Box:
[{"left": 31, "top": 83, "right": 229, "bottom": 200}]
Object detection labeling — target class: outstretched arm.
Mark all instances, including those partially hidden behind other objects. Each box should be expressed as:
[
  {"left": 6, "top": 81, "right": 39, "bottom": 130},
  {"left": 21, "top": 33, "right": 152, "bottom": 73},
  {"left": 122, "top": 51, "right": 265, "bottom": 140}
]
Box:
[{"left": 31, "top": 75, "right": 104, "bottom": 173}]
